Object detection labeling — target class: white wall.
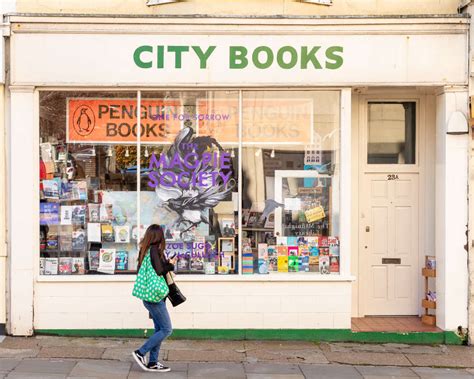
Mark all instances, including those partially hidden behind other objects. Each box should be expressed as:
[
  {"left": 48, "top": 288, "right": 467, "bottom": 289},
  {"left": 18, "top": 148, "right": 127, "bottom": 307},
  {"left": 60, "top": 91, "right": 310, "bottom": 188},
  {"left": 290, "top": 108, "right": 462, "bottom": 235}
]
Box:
[
  {"left": 435, "top": 88, "right": 469, "bottom": 330},
  {"left": 34, "top": 280, "right": 352, "bottom": 330}
]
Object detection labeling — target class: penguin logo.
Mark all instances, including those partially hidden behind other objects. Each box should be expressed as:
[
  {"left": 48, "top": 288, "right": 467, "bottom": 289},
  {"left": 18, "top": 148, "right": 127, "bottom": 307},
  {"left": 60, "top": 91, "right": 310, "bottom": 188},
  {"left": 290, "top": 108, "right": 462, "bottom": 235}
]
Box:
[{"left": 72, "top": 105, "right": 95, "bottom": 136}]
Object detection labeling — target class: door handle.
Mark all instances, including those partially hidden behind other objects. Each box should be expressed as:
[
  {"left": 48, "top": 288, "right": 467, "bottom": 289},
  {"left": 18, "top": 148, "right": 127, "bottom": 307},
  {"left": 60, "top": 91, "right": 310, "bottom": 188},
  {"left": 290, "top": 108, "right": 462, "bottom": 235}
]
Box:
[{"left": 366, "top": 226, "right": 370, "bottom": 232}]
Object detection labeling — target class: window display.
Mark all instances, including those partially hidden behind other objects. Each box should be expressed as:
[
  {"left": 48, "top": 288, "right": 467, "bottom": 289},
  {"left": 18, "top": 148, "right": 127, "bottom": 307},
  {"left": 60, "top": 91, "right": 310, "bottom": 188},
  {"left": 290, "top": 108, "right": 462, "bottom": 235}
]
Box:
[{"left": 39, "top": 90, "right": 340, "bottom": 276}]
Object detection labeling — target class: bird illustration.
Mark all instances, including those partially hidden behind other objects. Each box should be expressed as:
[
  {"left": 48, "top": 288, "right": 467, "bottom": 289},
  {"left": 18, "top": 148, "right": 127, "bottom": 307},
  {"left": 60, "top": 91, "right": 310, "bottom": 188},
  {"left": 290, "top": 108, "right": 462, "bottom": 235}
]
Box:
[
  {"left": 259, "top": 199, "right": 284, "bottom": 222},
  {"left": 152, "top": 126, "right": 236, "bottom": 234},
  {"left": 76, "top": 108, "right": 92, "bottom": 133}
]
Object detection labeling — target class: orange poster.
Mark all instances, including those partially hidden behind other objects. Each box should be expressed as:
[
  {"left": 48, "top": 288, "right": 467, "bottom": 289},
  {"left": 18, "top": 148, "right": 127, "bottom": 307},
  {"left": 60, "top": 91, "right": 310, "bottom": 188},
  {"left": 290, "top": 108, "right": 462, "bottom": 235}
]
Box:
[
  {"left": 67, "top": 99, "right": 182, "bottom": 143},
  {"left": 197, "top": 98, "right": 313, "bottom": 144}
]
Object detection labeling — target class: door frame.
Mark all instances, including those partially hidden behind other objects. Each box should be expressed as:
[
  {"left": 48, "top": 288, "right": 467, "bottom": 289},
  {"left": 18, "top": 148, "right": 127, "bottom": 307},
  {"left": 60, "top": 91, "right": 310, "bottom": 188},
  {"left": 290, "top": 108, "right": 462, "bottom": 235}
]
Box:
[{"left": 357, "top": 94, "right": 426, "bottom": 317}]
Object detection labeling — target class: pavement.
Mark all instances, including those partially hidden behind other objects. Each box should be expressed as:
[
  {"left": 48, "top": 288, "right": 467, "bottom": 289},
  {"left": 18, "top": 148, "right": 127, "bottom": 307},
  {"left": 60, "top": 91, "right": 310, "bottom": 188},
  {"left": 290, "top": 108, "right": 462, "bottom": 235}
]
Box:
[{"left": 0, "top": 336, "right": 473, "bottom": 378}]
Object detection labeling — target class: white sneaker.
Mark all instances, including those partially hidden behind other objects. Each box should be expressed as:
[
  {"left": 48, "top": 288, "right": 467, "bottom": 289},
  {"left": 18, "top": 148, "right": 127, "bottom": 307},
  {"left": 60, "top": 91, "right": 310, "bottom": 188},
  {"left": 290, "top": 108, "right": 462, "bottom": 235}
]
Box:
[{"left": 145, "top": 362, "right": 171, "bottom": 373}]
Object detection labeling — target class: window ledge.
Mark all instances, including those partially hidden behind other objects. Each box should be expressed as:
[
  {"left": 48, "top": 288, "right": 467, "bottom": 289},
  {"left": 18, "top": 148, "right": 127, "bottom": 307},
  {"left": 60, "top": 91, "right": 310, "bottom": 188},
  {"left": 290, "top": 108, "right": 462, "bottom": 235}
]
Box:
[{"left": 36, "top": 274, "right": 356, "bottom": 283}]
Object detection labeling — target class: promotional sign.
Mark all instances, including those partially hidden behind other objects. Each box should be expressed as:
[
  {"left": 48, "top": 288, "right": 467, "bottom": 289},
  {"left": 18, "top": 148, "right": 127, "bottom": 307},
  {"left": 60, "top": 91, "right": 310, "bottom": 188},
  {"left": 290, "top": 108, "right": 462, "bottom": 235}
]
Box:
[
  {"left": 67, "top": 99, "right": 182, "bottom": 143},
  {"left": 197, "top": 98, "right": 313, "bottom": 144}
]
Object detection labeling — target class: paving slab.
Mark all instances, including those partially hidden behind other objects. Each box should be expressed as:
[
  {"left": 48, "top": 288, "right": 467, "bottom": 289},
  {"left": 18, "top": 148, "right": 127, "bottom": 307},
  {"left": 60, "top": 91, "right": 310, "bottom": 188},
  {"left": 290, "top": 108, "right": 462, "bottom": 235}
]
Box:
[
  {"left": 0, "top": 359, "right": 20, "bottom": 373},
  {"left": 13, "top": 359, "right": 76, "bottom": 375},
  {"left": 0, "top": 337, "right": 40, "bottom": 350},
  {"left": 246, "top": 348, "right": 328, "bottom": 364},
  {"left": 244, "top": 341, "right": 317, "bottom": 351},
  {"left": 129, "top": 362, "right": 188, "bottom": 373},
  {"left": 323, "top": 351, "right": 412, "bottom": 367},
  {"left": 128, "top": 371, "right": 187, "bottom": 379},
  {"left": 6, "top": 373, "right": 66, "bottom": 378},
  {"left": 355, "top": 365, "right": 419, "bottom": 378},
  {"left": 321, "top": 342, "right": 446, "bottom": 355},
  {"left": 299, "top": 364, "right": 364, "bottom": 378},
  {"left": 244, "top": 363, "right": 302, "bottom": 375},
  {"left": 37, "top": 347, "right": 105, "bottom": 360},
  {"left": 167, "top": 349, "right": 245, "bottom": 362},
  {"left": 165, "top": 340, "right": 245, "bottom": 351},
  {"left": 0, "top": 348, "right": 40, "bottom": 359},
  {"left": 101, "top": 347, "right": 167, "bottom": 362},
  {"left": 405, "top": 350, "right": 474, "bottom": 368},
  {"left": 187, "top": 363, "right": 246, "bottom": 378},
  {"left": 412, "top": 367, "right": 474, "bottom": 378},
  {"left": 68, "top": 360, "right": 131, "bottom": 378}
]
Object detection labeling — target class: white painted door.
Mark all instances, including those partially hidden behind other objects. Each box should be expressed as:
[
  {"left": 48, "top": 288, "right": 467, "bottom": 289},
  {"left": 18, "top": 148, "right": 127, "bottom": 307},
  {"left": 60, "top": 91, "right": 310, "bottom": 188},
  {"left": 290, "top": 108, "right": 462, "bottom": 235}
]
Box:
[{"left": 361, "top": 173, "right": 419, "bottom": 315}]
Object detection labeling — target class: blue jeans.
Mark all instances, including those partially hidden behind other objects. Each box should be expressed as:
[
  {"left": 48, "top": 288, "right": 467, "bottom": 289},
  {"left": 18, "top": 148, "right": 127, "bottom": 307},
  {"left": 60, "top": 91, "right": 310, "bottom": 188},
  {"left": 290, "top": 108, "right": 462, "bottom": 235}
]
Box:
[{"left": 138, "top": 300, "right": 173, "bottom": 363}]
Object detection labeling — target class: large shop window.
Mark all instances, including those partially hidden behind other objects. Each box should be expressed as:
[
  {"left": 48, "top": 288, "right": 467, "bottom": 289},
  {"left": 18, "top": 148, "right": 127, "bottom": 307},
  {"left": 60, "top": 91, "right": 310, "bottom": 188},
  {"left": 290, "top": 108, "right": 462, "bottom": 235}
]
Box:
[{"left": 39, "top": 90, "right": 341, "bottom": 276}]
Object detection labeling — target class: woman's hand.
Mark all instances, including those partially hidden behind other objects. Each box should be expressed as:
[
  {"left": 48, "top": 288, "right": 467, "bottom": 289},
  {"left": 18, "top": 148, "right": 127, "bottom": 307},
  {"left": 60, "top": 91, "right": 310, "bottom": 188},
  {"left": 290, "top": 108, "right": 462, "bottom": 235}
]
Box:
[{"left": 169, "top": 257, "right": 177, "bottom": 265}]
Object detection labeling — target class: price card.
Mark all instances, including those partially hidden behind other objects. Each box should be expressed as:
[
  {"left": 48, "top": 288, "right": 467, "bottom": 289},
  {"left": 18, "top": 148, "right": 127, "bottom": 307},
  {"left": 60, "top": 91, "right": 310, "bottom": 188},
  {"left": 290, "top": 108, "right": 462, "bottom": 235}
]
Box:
[{"left": 304, "top": 206, "right": 326, "bottom": 223}]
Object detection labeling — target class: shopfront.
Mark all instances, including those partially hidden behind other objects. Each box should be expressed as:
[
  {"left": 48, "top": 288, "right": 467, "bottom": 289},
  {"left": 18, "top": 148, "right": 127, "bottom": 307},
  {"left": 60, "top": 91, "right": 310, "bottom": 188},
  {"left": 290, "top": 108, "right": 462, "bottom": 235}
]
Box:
[{"left": 5, "top": 15, "right": 469, "bottom": 336}]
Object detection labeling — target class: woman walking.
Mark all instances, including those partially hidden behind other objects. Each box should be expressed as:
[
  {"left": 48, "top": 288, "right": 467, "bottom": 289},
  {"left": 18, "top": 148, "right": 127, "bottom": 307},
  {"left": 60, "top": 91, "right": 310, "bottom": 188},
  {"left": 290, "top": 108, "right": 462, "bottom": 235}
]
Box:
[{"left": 132, "top": 224, "right": 176, "bottom": 373}]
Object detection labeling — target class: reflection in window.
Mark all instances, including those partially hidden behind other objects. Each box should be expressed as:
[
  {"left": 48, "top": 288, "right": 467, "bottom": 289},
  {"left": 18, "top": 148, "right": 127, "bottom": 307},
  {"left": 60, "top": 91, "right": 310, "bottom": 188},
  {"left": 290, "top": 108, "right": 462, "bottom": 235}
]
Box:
[{"left": 368, "top": 102, "right": 416, "bottom": 164}]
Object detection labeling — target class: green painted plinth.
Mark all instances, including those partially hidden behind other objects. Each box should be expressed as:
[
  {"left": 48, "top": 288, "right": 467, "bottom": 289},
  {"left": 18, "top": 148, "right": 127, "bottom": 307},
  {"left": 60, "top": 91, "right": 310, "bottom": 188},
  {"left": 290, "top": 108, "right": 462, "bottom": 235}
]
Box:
[{"left": 34, "top": 329, "right": 463, "bottom": 345}]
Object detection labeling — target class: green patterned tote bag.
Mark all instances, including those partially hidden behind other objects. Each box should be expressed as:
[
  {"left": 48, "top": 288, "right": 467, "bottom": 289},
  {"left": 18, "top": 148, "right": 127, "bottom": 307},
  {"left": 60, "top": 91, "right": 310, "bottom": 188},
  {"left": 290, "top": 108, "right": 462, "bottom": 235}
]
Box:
[{"left": 132, "top": 251, "right": 169, "bottom": 303}]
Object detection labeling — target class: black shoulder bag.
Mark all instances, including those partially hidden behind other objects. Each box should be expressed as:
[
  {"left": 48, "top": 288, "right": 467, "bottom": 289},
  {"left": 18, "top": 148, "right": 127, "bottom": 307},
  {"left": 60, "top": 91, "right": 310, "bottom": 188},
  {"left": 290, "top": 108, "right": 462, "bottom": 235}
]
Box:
[{"left": 165, "top": 272, "right": 186, "bottom": 307}]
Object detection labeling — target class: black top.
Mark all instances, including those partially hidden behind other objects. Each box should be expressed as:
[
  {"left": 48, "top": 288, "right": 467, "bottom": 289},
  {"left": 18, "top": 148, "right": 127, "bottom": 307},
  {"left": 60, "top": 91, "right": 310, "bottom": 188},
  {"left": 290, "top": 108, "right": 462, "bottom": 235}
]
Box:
[{"left": 149, "top": 243, "right": 174, "bottom": 276}]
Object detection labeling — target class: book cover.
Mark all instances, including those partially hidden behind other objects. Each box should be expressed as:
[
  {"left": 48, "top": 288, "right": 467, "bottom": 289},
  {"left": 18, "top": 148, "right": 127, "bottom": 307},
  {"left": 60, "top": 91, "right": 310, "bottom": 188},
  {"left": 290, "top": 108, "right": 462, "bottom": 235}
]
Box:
[
  {"left": 72, "top": 181, "right": 88, "bottom": 200},
  {"left": 268, "top": 256, "right": 278, "bottom": 272},
  {"left": 277, "top": 245, "right": 288, "bottom": 257},
  {"left": 60, "top": 206, "right": 73, "bottom": 225},
  {"left": 328, "top": 236, "right": 339, "bottom": 246},
  {"left": 40, "top": 202, "right": 60, "bottom": 225},
  {"left": 258, "top": 258, "right": 269, "bottom": 274},
  {"left": 46, "top": 230, "right": 59, "bottom": 251},
  {"left": 114, "top": 225, "right": 130, "bottom": 243},
  {"left": 266, "top": 236, "right": 277, "bottom": 245},
  {"left": 319, "top": 247, "right": 330, "bottom": 256},
  {"left": 59, "top": 227, "right": 72, "bottom": 252},
  {"left": 88, "top": 203, "right": 100, "bottom": 222},
  {"left": 297, "top": 236, "right": 308, "bottom": 246},
  {"left": 60, "top": 181, "right": 73, "bottom": 200},
  {"left": 39, "top": 258, "right": 46, "bottom": 275},
  {"left": 309, "top": 244, "right": 320, "bottom": 256},
  {"left": 257, "top": 243, "right": 268, "bottom": 259},
  {"left": 288, "top": 255, "right": 298, "bottom": 272},
  {"left": 43, "top": 178, "right": 61, "bottom": 199},
  {"left": 177, "top": 256, "right": 190, "bottom": 272},
  {"left": 100, "top": 203, "right": 114, "bottom": 222},
  {"left": 71, "top": 205, "right": 86, "bottom": 225},
  {"left": 44, "top": 258, "right": 58, "bottom": 275},
  {"left": 101, "top": 224, "right": 114, "bottom": 242},
  {"left": 264, "top": 213, "right": 275, "bottom": 229},
  {"left": 330, "top": 256, "right": 340, "bottom": 274},
  {"left": 221, "top": 255, "right": 233, "bottom": 270},
  {"left": 307, "top": 236, "right": 319, "bottom": 247},
  {"left": 309, "top": 256, "right": 319, "bottom": 266},
  {"left": 190, "top": 257, "right": 204, "bottom": 272},
  {"left": 115, "top": 251, "right": 129, "bottom": 271},
  {"left": 88, "top": 251, "right": 100, "bottom": 271},
  {"left": 329, "top": 244, "right": 340, "bottom": 256},
  {"left": 301, "top": 255, "right": 310, "bottom": 272},
  {"left": 72, "top": 229, "right": 87, "bottom": 251},
  {"left": 87, "top": 223, "right": 101, "bottom": 243},
  {"left": 204, "top": 261, "right": 216, "bottom": 275},
  {"left": 298, "top": 244, "right": 310, "bottom": 256},
  {"left": 58, "top": 257, "right": 72, "bottom": 275},
  {"left": 319, "top": 255, "right": 330, "bottom": 275},
  {"left": 319, "top": 236, "right": 329, "bottom": 247},
  {"left": 71, "top": 257, "right": 85, "bottom": 274},
  {"left": 309, "top": 262, "right": 320, "bottom": 273},
  {"left": 277, "top": 256, "right": 288, "bottom": 272},
  {"left": 98, "top": 249, "right": 116, "bottom": 274},
  {"left": 288, "top": 246, "right": 298, "bottom": 257},
  {"left": 287, "top": 236, "right": 298, "bottom": 246},
  {"left": 276, "top": 236, "right": 287, "bottom": 246}
]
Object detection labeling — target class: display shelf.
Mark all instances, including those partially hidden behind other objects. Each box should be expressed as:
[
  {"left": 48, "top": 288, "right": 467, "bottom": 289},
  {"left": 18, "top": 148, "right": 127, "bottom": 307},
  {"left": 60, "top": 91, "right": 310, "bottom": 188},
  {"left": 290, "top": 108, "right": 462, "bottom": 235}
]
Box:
[{"left": 421, "top": 256, "right": 436, "bottom": 326}]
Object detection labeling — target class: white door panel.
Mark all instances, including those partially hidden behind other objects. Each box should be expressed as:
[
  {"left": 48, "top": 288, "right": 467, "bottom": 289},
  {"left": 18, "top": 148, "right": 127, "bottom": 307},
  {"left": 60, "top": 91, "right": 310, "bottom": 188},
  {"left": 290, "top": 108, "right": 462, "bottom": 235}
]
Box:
[{"left": 362, "top": 173, "right": 419, "bottom": 315}]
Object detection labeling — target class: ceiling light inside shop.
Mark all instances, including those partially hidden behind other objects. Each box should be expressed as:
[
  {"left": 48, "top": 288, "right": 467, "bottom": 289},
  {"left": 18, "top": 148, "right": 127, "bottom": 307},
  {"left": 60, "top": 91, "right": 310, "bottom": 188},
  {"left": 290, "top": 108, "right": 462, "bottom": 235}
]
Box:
[
  {"left": 255, "top": 148, "right": 262, "bottom": 157},
  {"left": 144, "top": 146, "right": 149, "bottom": 158},
  {"left": 107, "top": 146, "right": 113, "bottom": 157},
  {"left": 125, "top": 147, "right": 130, "bottom": 158},
  {"left": 270, "top": 149, "right": 275, "bottom": 158}
]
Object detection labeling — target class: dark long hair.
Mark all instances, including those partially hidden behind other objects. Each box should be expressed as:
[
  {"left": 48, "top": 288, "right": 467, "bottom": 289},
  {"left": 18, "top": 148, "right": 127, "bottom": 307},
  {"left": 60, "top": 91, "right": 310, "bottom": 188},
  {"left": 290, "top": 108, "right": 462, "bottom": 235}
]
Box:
[{"left": 138, "top": 224, "right": 166, "bottom": 267}]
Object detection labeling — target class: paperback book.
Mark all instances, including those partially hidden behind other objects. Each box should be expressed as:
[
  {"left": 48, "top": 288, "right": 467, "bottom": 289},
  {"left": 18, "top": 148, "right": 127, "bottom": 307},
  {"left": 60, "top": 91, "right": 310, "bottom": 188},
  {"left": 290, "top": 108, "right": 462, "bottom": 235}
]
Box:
[
  {"left": 114, "top": 225, "right": 130, "bottom": 243},
  {"left": 58, "top": 257, "right": 73, "bottom": 275},
  {"left": 46, "top": 230, "right": 59, "bottom": 251},
  {"left": 204, "top": 261, "right": 216, "bottom": 275},
  {"left": 71, "top": 257, "right": 85, "bottom": 274},
  {"left": 258, "top": 258, "right": 269, "bottom": 274},
  {"left": 288, "top": 246, "right": 298, "bottom": 257},
  {"left": 258, "top": 243, "right": 268, "bottom": 260},
  {"left": 319, "top": 255, "right": 330, "bottom": 275},
  {"left": 277, "top": 255, "right": 288, "bottom": 272},
  {"left": 288, "top": 255, "right": 298, "bottom": 272},
  {"left": 115, "top": 251, "right": 129, "bottom": 271},
  {"left": 44, "top": 258, "right": 58, "bottom": 275},
  {"left": 330, "top": 256, "right": 340, "bottom": 273},
  {"left": 39, "top": 257, "right": 46, "bottom": 275},
  {"left": 287, "top": 236, "right": 298, "bottom": 246},
  {"left": 88, "top": 250, "right": 100, "bottom": 271},
  {"left": 101, "top": 224, "right": 114, "bottom": 242},
  {"left": 98, "top": 248, "right": 116, "bottom": 274},
  {"left": 59, "top": 227, "right": 72, "bottom": 252},
  {"left": 88, "top": 203, "right": 100, "bottom": 223},
  {"left": 87, "top": 223, "right": 101, "bottom": 242},
  {"left": 72, "top": 181, "right": 88, "bottom": 200},
  {"left": 40, "top": 202, "right": 60, "bottom": 225},
  {"left": 71, "top": 205, "right": 86, "bottom": 225},
  {"left": 43, "top": 178, "right": 61, "bottom": 199},
  {"left": 72, "top": 229, "right": 87, "bottom": 251}
]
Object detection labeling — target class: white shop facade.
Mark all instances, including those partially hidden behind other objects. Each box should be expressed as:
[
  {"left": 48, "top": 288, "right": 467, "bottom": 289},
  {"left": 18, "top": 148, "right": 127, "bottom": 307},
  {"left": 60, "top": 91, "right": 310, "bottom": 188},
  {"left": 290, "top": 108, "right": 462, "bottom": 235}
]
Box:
[{"left": 5, "top": 14, "right": 470, "bottom": 338}]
